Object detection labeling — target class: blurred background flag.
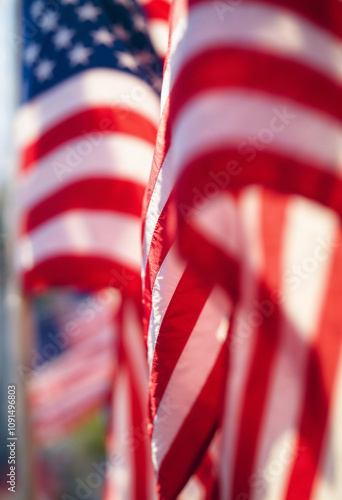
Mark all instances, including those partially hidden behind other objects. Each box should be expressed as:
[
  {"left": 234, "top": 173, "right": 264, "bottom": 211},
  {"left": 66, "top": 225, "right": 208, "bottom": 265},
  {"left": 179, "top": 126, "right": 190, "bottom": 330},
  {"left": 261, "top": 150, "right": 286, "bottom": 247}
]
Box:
[
  {"left": 144, "top": 0, "right": 342, "bottom": 499},
  {"left": 27, "top": 290, "right": 120, "bottom": 445}
]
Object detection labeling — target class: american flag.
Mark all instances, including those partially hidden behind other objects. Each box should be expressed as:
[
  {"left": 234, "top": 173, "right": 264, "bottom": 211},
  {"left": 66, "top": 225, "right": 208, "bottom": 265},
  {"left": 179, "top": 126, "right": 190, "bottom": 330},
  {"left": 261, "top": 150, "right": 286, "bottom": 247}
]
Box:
[
  {"left": 15, "top": 1, "right": 163, "bottom": 499},
  {"left": 143, "top": 0, "right": 342, "bottom": 499},
  {"left": 28, "top": 290, "right": 120, "bottom": 444},
  {"left": 15, "top": 0, "right": 162, "bottom": 294},
  {"left": 142, "top": 3, "right": 231, "bottom": 498}
]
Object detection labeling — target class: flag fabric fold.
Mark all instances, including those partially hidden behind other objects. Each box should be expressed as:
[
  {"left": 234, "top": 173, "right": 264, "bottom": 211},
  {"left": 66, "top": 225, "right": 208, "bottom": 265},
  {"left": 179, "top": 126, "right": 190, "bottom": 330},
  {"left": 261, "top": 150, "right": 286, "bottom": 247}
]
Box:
[{"left": 143, "top": 0, "right": 342, "bottom": 498}]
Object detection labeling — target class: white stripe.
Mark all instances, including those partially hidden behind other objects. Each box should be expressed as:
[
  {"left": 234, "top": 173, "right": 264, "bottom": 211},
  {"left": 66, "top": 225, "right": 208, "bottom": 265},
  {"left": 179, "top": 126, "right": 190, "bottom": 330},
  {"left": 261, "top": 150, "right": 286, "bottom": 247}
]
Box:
[
  {"left": 147, "top": 243, "right": 187, "bottom": 368},
  {"left": 281, "top": 197, "right": 338, "bottom": 341},
  {"left": 17, "top": 210, "right": 142, "bottom": 273},
  {"left": 261, "top": 431, "right": 300, "bottom": 500},
  {"left": 173, "top": 90, "right": 342, "bottom": 176},
  {"left": 171, "top": 1, "right": 342, "bottom": 87},
  {"left": 148, "top": 20, "right": 169, "bottom": 58},
  {"left": 151, "top": 286, "right": 229, "bottom": 470},
  {"left": 15, "top": 68, "right": 160, "bottom": 148},
  {"left": 19, "top": 135, "right": 154, "bottom": 211}
]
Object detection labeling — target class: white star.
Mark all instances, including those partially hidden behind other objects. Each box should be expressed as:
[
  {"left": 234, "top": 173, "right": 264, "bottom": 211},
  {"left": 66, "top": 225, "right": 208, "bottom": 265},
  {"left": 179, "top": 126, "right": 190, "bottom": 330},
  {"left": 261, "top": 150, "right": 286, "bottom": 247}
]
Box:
[
  {"left": 76, "top": 3, "right": 102, "bottom": 22},
  {"left": 30, "top": 0, "right": 44, "bottom": 20},
  {"left": 34, "top": 59, "right": 55, "bottom": 82},
  {"left": 133, "top": 14, "right": 147, "bottom": 32},
  {"left": 24, "top": 42, "right": 40, "bottom": 66},
  {"left": 112, "top": 24, "right": 130, "bottom": 42},
  {"left": 116, "top": 52, "right": 138, "bottom": 71},
  {"left": 53, "top": 26, "right": 75, "bottom": 50},
  {"left": 61, "top": 0, "right": 79, "bottom": 4},
  {"left": 39, "top": 11, "right": 59, "bottom": 33},
  {"left": 91, "top": 28, "right": 115, "bottom": 47},
  {"left": 68, "top": 43, "right": 93, "bottom": 66}
]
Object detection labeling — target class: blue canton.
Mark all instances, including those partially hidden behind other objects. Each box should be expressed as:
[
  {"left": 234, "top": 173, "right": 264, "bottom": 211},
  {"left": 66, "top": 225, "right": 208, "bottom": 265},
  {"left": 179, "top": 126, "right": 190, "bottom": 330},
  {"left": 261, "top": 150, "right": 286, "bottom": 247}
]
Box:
[{"left": 21, "top": 0, "right": 163, "bottom": 102}]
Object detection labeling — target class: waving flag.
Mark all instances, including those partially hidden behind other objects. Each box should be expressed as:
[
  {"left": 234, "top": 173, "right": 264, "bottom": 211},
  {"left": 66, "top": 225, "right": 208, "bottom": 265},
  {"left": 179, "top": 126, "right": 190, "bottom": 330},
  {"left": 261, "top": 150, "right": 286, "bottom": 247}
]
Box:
[
  {"left": 15, "top": 0, "right": 161, "bottom": 294},
  {"left": 144, "top": 0, "right": 342, "bottom": 499},
  {"left": 142, "top": 4, "right": 231, "bottom": 498},
  {"left": 15, "top": 1, "right": 163, "bottom": 499}
]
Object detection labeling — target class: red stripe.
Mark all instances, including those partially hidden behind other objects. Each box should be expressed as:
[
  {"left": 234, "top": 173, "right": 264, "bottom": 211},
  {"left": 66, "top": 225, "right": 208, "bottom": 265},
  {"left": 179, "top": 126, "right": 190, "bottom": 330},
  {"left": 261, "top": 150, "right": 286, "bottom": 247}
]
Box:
[
  {"left": 230, "top": 191, "right": 287, "bottom": 499},
  {"left": 22, "top": 178, "right": 145, "bottom": 233},
  {"left": 142, "top": 94, "right": 171, "bottom": 229},
  {"left": 170, "top": 48, "right": 342, "bottom": 127},
  {"left": 285, "top": 229, "right": 342, "bottom": 499},
  {"left": 21, "top": 107, "right": 158, "bottom": 171},
  {"left": 157, "top": 345, "right": 227, "bottom": 500},
  {"left": 143, "top": 0, "right": 170, "bottom": 21},
  {"left": 23, "top": 256, "right": 141, "bottom": 295},
  {"left": 150, "top": 265, "right": 212, "bottom": 420},
  {"left": 188, "top": 0, "right": 342, "bottom": 37},
  {"left": 176, "top": 149, "right": 342, "bottom": 229}
]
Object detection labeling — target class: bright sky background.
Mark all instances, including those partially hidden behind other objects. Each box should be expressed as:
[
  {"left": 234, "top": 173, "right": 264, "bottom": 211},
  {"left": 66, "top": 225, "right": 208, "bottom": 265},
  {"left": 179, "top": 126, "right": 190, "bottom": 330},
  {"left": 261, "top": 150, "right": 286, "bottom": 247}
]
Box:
[{"left": 0, "top": 0, "right": 17, "bottom": 186}]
